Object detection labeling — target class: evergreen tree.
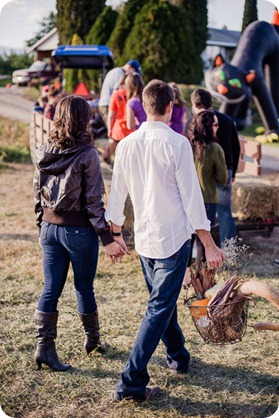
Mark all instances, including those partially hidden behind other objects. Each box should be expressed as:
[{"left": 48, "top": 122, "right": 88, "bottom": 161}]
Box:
[
  {"left": 242, "top": 0, "right": 258, "bottom": 32},
  {"left": 107, "top": 0, "right": 146, "bottom": 62},
  {"left": 25, "top": 11, "right": 56, "bottom": 47},
  {"left": 86, "top": 6, "right": 118, "bottom": 92},
  {"left": 64, "top": 34, "right": 91, "bottom": 93},
  {"left": 86, "top": 6, "right": 118, "bottom": 45},
  {"left": 56, "top": 0, "right": 106, "bottom": 44},
  {"left": 121, "top": 0, "right": 198, "bottom": 84},
  {"left": 179, "top": 0, "right": 208, "bottom": 82}
]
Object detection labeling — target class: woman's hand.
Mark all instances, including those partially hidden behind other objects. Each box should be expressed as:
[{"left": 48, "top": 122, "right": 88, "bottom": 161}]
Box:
[{"left": 105, "top": 238, "right": 130, "bottom": 263}]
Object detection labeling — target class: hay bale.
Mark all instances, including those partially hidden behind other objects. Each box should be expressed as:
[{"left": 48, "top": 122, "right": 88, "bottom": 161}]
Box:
[{"left": 232, "top": 177, "right": 279, "bottom": 221}]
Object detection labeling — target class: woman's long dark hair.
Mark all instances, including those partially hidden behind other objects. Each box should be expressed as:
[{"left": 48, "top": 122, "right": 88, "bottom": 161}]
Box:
[
  {"left": 48, "top": 95, "right": 93, "bottom": 149},
  {"left": 190, "top": 110, "right": 217, "bottom": 159}
]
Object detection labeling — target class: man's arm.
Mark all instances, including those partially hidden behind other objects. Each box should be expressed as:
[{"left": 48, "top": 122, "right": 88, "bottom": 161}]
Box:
[{"left": 196, "top": 229, "right": 225, "bottom": 269}]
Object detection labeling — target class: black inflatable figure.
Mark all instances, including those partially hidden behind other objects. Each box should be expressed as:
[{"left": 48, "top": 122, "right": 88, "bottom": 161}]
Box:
[{"left": 205, "top": 9, "right": 279, "bottom": 134}]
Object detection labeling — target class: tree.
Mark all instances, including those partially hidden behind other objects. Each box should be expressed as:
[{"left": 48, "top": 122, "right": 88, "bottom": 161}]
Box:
[
  {"left": 25, "top": 12, "right": 56, "bottom": 48},
  {"left": 0, "top": 52, "right": 33, "bottom": 75},
  {"left": 85, "top": 6, "right": 119, "bottom": 92},
  {"left": 56, "top": 0, "right": 106, "bottom": 45},
  {"left": 242, "top": 0, "right": 258, "bottom": 32},
  {"left": 86, "top": 6, "right": 118, "bottom": 46},
  {"left": 179, "top": 0, "right": 208, "bottom": 82},
  {"left": 64, "top": 34, "right": 92, "bottom": 93},
  {"left": 107, "top": 0, "right": 146, "bottom": 62},
  {"left": 120, "top": 0, "right": 198, "bottom": 84}
]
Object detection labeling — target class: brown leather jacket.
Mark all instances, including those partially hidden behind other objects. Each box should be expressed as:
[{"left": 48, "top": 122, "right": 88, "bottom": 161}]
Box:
[{"left": 34, "top": 142, "right": 114, "bottom": 246}]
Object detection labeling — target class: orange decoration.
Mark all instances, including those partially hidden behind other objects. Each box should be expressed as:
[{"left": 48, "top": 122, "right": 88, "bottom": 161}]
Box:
[
  {"left": 271, "top": 9, "right": 279, "bottom": 26},
  {"left": 245, "top": 70, "right": 256, "bottom": 84},
  {"left": 189, "top": 299, "right": 209, "bottom": 319},
  {"left": 217, "top": 84, "right": 229, "bottom": 95}
]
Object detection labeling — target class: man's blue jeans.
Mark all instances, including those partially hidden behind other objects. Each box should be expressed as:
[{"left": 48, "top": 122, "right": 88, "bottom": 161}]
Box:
[
  {"left": 115, "top": 240, "right": 191, "bottom": 400},
  {"left": 217, "top": 169, "right": 236, "bottom": 245},
  {"left": 37, "top": 222, "right": 99, "bottom": 314}
]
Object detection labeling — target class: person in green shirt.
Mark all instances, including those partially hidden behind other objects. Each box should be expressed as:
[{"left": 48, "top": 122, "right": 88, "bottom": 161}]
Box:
[{"left": 189, "top": 110, "right": 228, "bottom": 268}]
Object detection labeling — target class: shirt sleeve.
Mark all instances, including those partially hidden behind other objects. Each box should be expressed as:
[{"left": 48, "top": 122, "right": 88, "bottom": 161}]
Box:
[
  {"left": 82, "top": 148, "right": 114, "bottom": 246},
  {"left": 175, "top": 139, "right": 211, "bottom": 233},
  {"left": 214, "top": 144, "right": 228, "bottom": 185},
  {"left": 105, "top": 143, "right": 129, "bottom": 226}
]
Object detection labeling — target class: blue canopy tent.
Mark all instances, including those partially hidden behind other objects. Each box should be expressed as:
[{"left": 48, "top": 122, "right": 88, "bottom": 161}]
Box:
[{"left": 52, "top": 45, "right": 114, "bottom": 80}]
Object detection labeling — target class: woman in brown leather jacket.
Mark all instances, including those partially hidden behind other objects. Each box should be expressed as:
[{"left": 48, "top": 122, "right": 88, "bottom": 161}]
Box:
[{"left": 33, "top": 95, "right": 129, "bottom": 371}]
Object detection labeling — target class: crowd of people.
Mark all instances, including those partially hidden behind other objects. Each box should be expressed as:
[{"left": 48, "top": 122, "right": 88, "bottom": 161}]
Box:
[{"left": 33, "top": 59, "right": 244, "bottom": 401}]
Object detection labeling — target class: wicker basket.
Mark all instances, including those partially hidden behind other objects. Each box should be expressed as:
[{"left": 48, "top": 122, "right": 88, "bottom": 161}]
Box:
[{"left": 185, "top": 295, "right": 249, "bottom": 344}]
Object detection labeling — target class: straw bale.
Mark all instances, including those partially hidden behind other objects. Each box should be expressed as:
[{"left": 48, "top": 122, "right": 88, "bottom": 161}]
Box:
[{"left": 232, "top": 178, "right": 279, "bottom": 220}]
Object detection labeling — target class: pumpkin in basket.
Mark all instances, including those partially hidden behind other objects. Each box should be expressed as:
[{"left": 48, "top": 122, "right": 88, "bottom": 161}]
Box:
[{"left": 189, "top": 299, "right": 209, "bottom": 319}]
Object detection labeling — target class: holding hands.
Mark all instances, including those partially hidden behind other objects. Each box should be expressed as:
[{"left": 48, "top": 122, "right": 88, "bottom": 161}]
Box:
[{"left": 105, "top": 229, "right": 130, "bottom": 263}]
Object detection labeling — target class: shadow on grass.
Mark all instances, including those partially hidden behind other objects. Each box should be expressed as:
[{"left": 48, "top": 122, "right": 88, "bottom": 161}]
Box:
[
  {"left": 148, "top": 394, "right": 278, "bottom": 418},
  {"left": 177, "top": 357, "right": 279, "bottom": 396}
]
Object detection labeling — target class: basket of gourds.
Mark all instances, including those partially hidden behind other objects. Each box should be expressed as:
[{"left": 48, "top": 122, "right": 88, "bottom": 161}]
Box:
[
  {"left": 185, "top": 266, "right": 250, "bottom": 344},
  {"left": 185, "top": 238, "right": 279, "bottom": 344}
]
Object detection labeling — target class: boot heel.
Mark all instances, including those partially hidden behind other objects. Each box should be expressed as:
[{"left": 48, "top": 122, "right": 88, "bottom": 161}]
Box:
[{"left": 36, "top": 361, "right": 42, "bottom": 370}]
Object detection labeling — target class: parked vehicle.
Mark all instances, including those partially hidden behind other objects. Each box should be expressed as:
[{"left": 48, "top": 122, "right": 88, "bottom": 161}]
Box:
[
  {"left": 12, "top": 60, "right": 59, "bottom": 86},
  {"left": 30, "top": 45, "right": 115, "bottom": 161}
]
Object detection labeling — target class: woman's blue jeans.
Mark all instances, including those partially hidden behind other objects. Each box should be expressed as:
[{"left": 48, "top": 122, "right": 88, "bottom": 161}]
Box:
[
  {"left": 217, "top": 169, "right": 236, "bottom": 244},
  {"left": 37, "top": 222, "right": 99, "bottom": 314},
  {"left": 195, "top": 202, "right": 217, "bottom": 267},
  {"left": 115, "top": 240, "right": 191, "bottom": 400}
]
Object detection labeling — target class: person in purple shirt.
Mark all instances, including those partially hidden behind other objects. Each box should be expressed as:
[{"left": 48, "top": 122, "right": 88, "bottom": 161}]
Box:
[
  {"left": 125, "top": 72, "right": 146, "bottom": 130},
  {"left": 168, "top": 82, "right": 187, "bottom": 134}
]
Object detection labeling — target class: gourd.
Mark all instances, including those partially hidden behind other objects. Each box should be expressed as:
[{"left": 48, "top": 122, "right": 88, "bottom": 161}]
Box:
[{"left": 189, "top": 299, "right": 209, "bottom": 319}]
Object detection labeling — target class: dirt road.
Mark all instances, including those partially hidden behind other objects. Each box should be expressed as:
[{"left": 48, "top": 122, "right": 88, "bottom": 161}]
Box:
[
  {"left": 0, "top": 86, "right": 34, "bottom": 122},
  {"left": 0, "top": 86, "right": 278, "bottom": 173}
]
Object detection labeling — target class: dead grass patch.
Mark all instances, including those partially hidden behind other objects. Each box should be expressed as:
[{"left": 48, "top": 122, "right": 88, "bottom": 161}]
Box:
[{"left": 0, "top": 161, "right": 278, "bottom": 418}]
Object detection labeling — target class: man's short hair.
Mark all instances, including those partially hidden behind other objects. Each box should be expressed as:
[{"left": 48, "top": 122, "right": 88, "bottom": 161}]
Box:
[
  {"left": 143, "top": 79, "right": 174, "bottom": 116},
  {"left": 190, "top": 88, "right": 212, "bottom": 110}
]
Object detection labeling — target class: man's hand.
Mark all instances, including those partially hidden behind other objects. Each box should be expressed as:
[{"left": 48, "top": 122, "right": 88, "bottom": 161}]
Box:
[
  {"left": 204, "top": 243, "right": 225, "bottom": 270},
  {"left": 196, "top": 229, "right": 225, "bottom": 269},
  {"left": 105, "top": 237, "right": 130, "bottom": 263}
]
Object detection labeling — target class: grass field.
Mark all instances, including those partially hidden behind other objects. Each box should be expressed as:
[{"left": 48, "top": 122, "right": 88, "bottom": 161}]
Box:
[{"left": 0, "top": 117, "right": 278, "bottom": 418}]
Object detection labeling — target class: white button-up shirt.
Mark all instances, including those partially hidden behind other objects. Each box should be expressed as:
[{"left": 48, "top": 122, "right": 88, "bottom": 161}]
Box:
[{"left": 106, "top": 121, "right": 210, "bottom": 259}]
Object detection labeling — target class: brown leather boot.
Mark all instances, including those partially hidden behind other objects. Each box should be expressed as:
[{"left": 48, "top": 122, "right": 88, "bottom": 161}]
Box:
[
  {"left": 34, "top": 309, "right": 71, "bottom": 371},
  {"left": 79, "top": 311, "right": 106, "bottom": 355}
]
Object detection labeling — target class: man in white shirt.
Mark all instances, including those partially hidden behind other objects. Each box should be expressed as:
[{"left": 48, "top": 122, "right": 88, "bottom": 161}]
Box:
[{"left": 105, "top": 79, "right": 224, "bottom": 401}]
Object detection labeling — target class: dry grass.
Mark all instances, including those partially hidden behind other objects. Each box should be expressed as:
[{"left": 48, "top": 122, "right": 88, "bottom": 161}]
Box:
[
  {"left": 0, "top": 157, "right": 279, "bottom": 417},
  {"left": 0, "top": 117, "right": 30, "bottom": 165}
]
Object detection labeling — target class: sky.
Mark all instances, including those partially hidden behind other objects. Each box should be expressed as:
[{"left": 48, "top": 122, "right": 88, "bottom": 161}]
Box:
[{"left": 0, "top": 0, "right": 276, "bottom": 50}]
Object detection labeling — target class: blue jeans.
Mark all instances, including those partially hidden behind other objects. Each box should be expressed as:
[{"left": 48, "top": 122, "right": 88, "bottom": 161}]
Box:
[
  {"left": 217, "top": 169, "right": 236, "bottom": 245},
  {"left": 37, "top": 222, "right": 99, "bottom": 314},
  {"left": 115, "top": 240, "right": 191, "bottom": 400}
]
